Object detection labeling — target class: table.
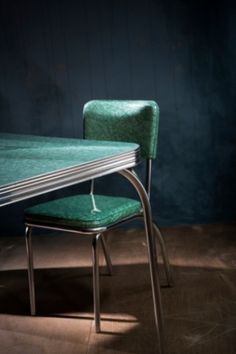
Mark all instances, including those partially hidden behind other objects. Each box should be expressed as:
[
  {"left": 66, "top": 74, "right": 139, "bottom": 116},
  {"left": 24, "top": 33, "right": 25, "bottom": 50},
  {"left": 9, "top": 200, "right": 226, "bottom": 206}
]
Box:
[
  {"left": 0, "top": 133, "right": 140, "bottom": 207},
  {"left": 0, "top": 133, "right": 164, "bottom": 353}
]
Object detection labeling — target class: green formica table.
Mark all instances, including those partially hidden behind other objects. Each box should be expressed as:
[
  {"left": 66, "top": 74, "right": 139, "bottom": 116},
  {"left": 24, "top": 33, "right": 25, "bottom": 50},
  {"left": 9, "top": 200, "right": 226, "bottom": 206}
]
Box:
[
  {"left": 0, "top": 132, "right": 164, "bottom": 354},
  {"left": 0, "top": 133, "right": 140, "bottom": 207}
]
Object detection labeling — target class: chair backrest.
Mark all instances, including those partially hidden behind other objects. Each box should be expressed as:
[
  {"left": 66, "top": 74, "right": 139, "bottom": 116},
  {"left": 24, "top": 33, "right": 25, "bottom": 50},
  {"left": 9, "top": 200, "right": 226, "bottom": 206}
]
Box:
[
  {"left": 83, "top": 100, "right": 159, "bottom": 159},
  {"left": 83, "top": 100, "right": 160, "bottom": 196}
]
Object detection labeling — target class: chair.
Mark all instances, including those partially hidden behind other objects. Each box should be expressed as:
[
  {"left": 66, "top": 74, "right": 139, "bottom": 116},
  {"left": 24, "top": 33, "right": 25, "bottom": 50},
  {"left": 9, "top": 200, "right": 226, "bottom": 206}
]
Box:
[{"left": 24, "top": 100, "right": 172, "bottom": 334}]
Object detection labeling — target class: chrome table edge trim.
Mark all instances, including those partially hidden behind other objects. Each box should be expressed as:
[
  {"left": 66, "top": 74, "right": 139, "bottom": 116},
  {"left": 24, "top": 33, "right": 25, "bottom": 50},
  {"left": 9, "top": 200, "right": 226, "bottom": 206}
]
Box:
[{"left": 0, "top": 148, "right": 140, "bottom": 207}]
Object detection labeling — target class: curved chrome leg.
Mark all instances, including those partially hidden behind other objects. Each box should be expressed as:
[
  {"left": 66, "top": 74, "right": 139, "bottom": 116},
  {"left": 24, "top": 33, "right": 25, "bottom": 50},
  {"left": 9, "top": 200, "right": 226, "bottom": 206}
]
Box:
[
  {"left": 25, "top": 226, "right": 36, "bottom": 316},
  {"left": 119, "top": 169, "right": 165, "bottom": 354},
  {"left": 153, "top": 223, "right": 173, "bottom": 287},
  {"left": 92, "top": 234, "right": 101, "bottom": 333},
  {"left": 100, "top": 233, "right": 113, "bottom": 275}
]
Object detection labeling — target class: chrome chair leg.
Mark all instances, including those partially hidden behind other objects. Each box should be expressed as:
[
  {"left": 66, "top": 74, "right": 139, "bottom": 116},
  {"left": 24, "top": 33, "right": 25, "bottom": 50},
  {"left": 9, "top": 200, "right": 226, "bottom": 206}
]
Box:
[
  {"left": 153, "top": 223, "right": 173, "bottom": 287},
  {"left": 25, "top": 226, "right": 36, "bottom": 316},
  {"left": 100, "top": 233, "right": 113, "bottom": 275},
  {"left": 92, "top": 234, "right": 101, "bottom": 333}
]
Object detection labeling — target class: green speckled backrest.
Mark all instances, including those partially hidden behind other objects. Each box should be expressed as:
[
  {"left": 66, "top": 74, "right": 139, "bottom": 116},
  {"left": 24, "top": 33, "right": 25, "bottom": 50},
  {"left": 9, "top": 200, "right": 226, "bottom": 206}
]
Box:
[{"left": 83, "top": 100, "right": 159, "bottom": 159}]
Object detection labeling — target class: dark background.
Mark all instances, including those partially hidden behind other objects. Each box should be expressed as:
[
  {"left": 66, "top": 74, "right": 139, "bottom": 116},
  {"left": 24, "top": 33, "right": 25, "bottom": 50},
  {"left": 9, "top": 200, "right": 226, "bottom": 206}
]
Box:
[{"left": 0, "top": 0, "right": 236, "bottom": 235}]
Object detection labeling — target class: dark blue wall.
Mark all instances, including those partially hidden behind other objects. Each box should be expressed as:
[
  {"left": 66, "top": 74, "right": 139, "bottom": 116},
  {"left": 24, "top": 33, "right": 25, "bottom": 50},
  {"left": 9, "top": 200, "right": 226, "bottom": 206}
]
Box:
[{"left": 0, "top": 0, "right": 236, "bottom": 234}]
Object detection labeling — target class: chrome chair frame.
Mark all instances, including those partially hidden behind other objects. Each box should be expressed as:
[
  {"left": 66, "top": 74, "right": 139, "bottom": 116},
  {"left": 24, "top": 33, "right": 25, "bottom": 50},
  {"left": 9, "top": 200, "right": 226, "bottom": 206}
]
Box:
[{"left": 25, "top": 158, "right": 171, "bottom": 354}]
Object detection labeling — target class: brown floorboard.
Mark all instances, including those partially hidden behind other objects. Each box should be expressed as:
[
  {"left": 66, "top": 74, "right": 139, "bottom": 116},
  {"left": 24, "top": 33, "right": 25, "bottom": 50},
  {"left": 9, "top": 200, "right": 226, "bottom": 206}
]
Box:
[{"left": 0, "top": 223, "right": 235, "bottom": 353}]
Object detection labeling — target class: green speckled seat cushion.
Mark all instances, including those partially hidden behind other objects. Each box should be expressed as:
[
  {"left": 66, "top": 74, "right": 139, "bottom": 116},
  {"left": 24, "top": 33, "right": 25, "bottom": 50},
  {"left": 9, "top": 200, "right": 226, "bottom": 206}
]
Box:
[
  {"left": 84, "top": 100, "right": 159, "bottom": 159},
  {"left": 25, "top": 195, "right": 142, "bottom": 229}
]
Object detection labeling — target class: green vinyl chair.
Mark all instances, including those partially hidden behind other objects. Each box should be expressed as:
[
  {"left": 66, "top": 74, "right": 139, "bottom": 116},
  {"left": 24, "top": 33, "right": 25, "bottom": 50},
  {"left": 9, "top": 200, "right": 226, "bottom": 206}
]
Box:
[{"left": 24, "top": 100, "right": 172, "bottom": 334}]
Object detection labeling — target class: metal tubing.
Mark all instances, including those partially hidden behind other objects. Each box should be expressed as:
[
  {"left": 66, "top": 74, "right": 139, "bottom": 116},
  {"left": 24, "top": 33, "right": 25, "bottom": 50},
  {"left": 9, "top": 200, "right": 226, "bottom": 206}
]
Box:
[
  {"left": 25, "top": 226, "right": 36, "bottom": 316},
  {"left": 130, "top": 215, "right": 171, "bottom": 286},
  {"left": 153, "top": 223, "right": 173, "bottom": 287},
  {"left": 92, "top": 234, "right": 101, "bottom": 333},
  {"left": 100, "top": 233, "right": 113, "bottom": 275},
  {"left": 119, "top": 169, "right": 165, "bottom": 354}
]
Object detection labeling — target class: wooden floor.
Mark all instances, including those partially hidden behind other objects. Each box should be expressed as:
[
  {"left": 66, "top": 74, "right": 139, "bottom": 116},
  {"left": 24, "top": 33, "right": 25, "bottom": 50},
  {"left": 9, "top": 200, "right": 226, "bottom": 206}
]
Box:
[{"left": 0, "top": 223, "right": 235, "bottom": 353}]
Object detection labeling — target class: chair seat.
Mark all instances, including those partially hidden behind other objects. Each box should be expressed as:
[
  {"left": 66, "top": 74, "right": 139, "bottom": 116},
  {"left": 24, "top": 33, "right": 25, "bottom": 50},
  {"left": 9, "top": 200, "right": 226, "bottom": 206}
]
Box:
[{"left": 25, "top": 194, "right": 142, "bottom": 229}]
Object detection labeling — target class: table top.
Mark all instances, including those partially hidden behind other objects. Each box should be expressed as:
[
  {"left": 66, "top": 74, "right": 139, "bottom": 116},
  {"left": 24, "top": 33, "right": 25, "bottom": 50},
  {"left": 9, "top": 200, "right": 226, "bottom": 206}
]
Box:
[{"left": 0, "top": 133, "right": 140, "bottom": 207}]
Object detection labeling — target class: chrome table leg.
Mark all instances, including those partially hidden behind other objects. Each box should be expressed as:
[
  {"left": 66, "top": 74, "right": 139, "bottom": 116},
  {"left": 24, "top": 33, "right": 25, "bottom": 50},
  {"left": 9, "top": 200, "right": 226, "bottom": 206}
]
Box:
[
  {"left": 25, "top": 226, "right": 36, "bottom": 316},
  {"left": 119, "top": 169, "right": 165, "bottom": 354}
]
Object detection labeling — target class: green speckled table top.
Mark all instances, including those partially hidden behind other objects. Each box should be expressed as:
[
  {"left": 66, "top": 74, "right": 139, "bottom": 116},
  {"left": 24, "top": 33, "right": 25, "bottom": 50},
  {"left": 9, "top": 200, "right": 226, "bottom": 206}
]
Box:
[{"left": 0, "top": 133, "right": 139, "bottom": 206}]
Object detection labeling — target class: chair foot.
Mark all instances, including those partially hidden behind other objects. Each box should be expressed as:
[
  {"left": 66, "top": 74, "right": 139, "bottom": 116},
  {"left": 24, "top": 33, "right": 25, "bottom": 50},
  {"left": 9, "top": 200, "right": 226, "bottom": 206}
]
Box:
[
  {"left": 153, "top": 223, "right": 173, "bottom": 287},
  {"left": 95, "top": 322, "right": 101, "bottom": 333}
]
